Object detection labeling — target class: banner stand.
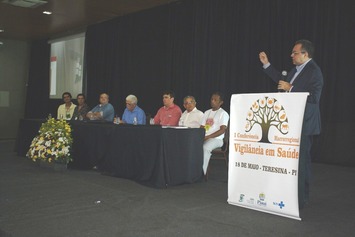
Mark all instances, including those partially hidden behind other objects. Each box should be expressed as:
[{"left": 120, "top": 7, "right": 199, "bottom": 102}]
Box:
[{"left": 228, "top": 93, "right": 308, "bottom": 220}]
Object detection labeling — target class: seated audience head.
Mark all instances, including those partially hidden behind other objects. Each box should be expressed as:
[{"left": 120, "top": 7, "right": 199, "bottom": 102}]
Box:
[
  {"left": 210, "top": 92, "right": 224, "bottom": 110},
  {"left": 76, "top": 93, "right": 86, "bottom": 105},
  {"left": 62, "top": 92, "right": 72, "bottom": 103},
  {"left": 162, "top": 90, "right": 175, "bottom": 107},
  {"left": 183, "top": 95, "right": 197, "bottom": 112},
  {"left": 126, "top": 94, "right": 138, "bottom": 111},
  {"left": 99, "top": 93, "right": 109, "bottom": 105}
]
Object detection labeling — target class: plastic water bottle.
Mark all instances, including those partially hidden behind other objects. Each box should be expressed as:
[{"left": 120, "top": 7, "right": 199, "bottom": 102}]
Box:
[
  {"left": 114, "top": 115, "right": 120, "bottom": 124},
  {"left": 133, "top": 117, "right": 138, "bottom": 125}
]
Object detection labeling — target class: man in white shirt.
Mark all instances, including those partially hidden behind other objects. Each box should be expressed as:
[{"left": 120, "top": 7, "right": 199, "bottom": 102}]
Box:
[
  {"left": 178, "top": 96, "right": 203, "bottom": 128},
  {"left": 200, "top": 92, "right": 229, "bottom": 175},
  {"left": 57, "top": 92, "right": 76, "bottom": 120}
]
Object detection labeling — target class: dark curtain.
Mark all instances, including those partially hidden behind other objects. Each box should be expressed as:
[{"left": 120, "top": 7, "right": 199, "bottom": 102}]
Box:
[
  {"left": 85, "top": 4, "right": 173, "bottom": 115},
  {"left": 85, "top": 0, "right": 354, "bottom": 114},
  {"left": 26, "top": 0, "right": 355, "bottom": 165},
  {"left": 24, "top": 40, "right": 51, "bottom": 118}
]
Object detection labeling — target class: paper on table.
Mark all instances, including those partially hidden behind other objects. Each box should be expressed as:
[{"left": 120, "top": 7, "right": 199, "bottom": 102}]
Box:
[{"left": 162, "top": 126, "right": 189, "bottom": 129}]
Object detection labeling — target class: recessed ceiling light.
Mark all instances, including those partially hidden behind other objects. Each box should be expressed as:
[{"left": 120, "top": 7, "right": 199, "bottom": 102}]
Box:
[
  {"left": 0, "top": 29, "right": 4, "bottom": 33},
  {"left": 43, "top": 11, "right": 52, "bottom": 15}
]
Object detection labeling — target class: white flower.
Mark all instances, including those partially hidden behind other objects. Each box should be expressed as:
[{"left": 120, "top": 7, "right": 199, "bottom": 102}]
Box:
[{"left": 62, "top": 147, "right": 69, "bottom": 155}]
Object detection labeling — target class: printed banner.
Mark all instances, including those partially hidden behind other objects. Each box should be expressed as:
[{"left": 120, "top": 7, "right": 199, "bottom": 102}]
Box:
[{"left": 228, "top": 93, "right": 308, "bottom": 220}]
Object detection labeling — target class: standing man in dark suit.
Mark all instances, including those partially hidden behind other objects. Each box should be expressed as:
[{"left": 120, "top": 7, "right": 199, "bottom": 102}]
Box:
[{"left": 259, "top": 39, "right": 324, "bottom": 209}]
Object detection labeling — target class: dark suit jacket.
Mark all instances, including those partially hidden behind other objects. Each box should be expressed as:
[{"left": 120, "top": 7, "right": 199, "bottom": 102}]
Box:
[{"left": 264, "top": 59, "right": 323, "bottom": 135}]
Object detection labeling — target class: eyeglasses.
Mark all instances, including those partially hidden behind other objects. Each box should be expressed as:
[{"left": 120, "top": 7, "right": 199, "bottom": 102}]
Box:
[
  {"left": 291, "top": 51, "right": 305, "bottom": 56},
  {"left": 184, "top": 101, "right": 194, "bottom": 105}
]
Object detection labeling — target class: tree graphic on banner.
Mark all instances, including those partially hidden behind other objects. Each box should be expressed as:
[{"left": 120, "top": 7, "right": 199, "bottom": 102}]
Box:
[{"left": 245, "top": 97, "right": 289, "bottom": 143}]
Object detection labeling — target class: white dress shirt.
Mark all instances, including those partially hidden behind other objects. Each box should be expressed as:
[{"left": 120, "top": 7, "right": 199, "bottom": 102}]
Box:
[{"left": 178, "top": 107, "right": 204, "bottom": 128}]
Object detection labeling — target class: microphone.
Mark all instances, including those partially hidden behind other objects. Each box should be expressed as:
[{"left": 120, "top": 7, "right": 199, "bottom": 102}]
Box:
[
  {"left": 278, "top": 70, "right": 287, "bottom": 92},
  {"left": 281, "top": 70, "right": 287, "bottom": 80}
]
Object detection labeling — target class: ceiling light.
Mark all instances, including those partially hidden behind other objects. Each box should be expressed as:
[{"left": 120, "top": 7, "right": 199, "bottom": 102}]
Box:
[
  {"left": 43, "top": 11, "right": 52, "bottom": 15},
  {"left": 0, "top": 29, "right": 4, "bottom": 32}
]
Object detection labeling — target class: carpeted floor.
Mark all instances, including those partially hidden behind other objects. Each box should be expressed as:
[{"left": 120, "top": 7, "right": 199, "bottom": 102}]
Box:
[{"left": 1, "top": 144, "right": 355, "bottom": 237}]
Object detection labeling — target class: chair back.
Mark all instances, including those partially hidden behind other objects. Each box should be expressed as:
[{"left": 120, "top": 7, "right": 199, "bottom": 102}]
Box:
[{"left": 221, "top": 120, "right": 230, "bottom": 152}]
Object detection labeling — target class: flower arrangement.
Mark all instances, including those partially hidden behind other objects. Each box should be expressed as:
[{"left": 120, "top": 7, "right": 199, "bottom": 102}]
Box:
[{"left": 27, "top": 118, "right": 73, "bottom": 164}]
